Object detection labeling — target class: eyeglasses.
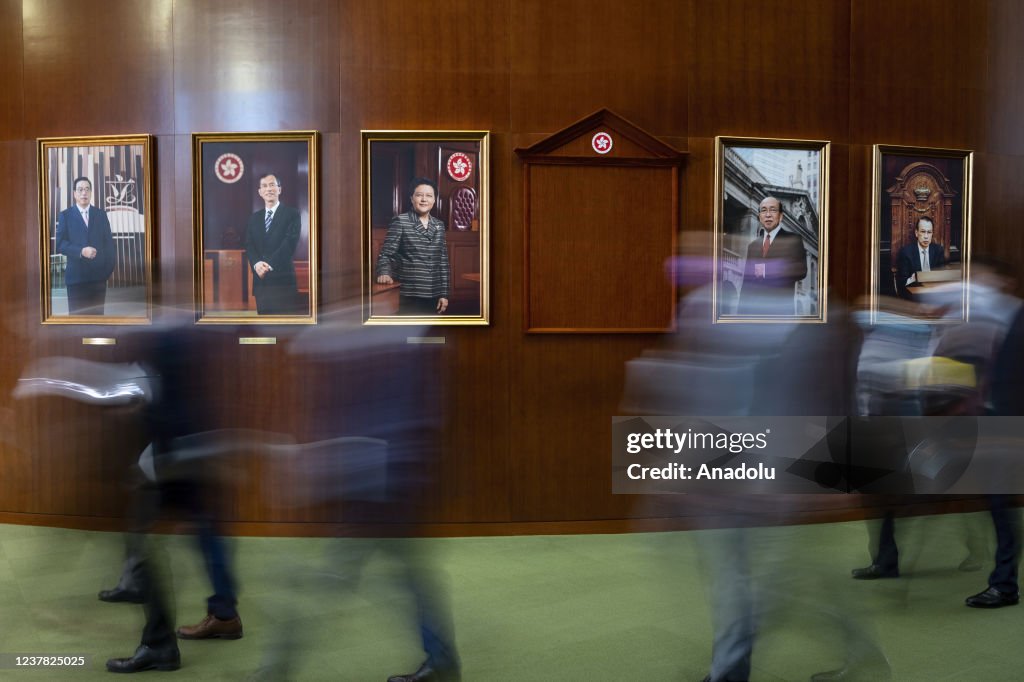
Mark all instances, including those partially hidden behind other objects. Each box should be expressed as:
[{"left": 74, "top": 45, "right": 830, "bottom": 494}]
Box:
[{"left": 759, "top": 207, "right": 780, "bottom": 215}]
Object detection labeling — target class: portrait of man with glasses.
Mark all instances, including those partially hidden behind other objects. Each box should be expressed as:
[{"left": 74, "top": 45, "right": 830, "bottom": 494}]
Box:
[{"left": 737, "top": 196, "right": 808, "bottom": 316}]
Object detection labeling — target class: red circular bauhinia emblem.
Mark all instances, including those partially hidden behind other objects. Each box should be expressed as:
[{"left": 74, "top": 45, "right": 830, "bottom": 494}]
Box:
[
  {"left": 446, "top": 152, "right": 473, "bottom": 182},
  {"left": 214, "top": 153, "right": 244, "bottom": 183},
  {"left": 591, "top": 132, "right": 613, "bottom": 154}
]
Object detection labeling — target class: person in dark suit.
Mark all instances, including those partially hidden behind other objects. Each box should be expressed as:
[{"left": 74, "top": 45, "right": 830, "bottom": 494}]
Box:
[
  {"left": 964, "top": 302, "right": 1024, "bottom": 608},
  {"left": 895, "top": 217, "right": 946, "bottom": 298},
  {"left": 55, "top": 176, "right": 116, "bottom": 315},
  {"left": 737, "top": 196, "right": 807, "bottom": 316},
  {"left": 245, "top": 173, "right": 301, "bottom": 315},
  {"left": 105, "top": 321, "right": 244, "bottom": 673}
]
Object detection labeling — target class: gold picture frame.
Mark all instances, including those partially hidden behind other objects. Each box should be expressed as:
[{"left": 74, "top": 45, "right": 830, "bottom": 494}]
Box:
[
  {"left": 361, "top": 130, "right": 490, "bottom": 325},
  {"left": 713, "top": 136, "right": 830, "bottom": 323},
  {"left": 870, "top": 144, "right": 973, "bottom": 323},
  {"left": 192, "top": 131, "right": 318, "bottom": 325},
  {"left": 38, "top": 134, "right": 155, "bottom": 324}
]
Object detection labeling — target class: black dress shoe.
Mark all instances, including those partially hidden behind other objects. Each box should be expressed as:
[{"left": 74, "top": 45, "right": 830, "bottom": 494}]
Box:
[
  {"left": 99, "top": 587, "right": 145, "bottom": 604},
  {"left": 106, "top": 644, "right": 180, "bottom": 672},
  {"left": 850, "top": 564, "right": 899, "bottom": 580},
  {"left": 965, "top": 586, "right": 1020, "bottom": 608},
  {"left": 387, "top": 661, "right": 460, "bottom": 682}
]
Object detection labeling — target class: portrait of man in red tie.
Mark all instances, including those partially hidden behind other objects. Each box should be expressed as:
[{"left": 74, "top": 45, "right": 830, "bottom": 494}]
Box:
[{"left": 737, "top": 196, "right": 809, "bottom": 316}]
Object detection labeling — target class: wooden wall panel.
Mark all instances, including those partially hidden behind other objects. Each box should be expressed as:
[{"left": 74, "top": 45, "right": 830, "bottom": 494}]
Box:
[
  {"left": 850, "top": 0, "right": 987, "bottom": 149},
  {"left": 509, "top": 0, "right": 689, "bottom": 136},
  {"left": 339, "top": 0, "right": 511, "bottom": 132},
  {"left": 526, "top": 165, "right": 674, "bottom": 331},
  {"left": 975, "top": 2, "right": 1024, "bottom": 268},
  {"left": 0, "top": 0, "right": 24, "bottom": 140},
  {"left": 2, "top": 1, "right": 1024, "bottom": 534},
  {"left": 172, "top": 0, "right": 340, "bottom": 133},
  {"left": 509, "top": 338, "right": 648, "bottom": 522},
  {"left": 337, "top": 0, "right": 516, "bottom": 525},
  {"left": 0, "top": 141, "right": 32, "bottom": 513},
  {"left": 689, "top": 0, "right": 850, "bottom": 140},
  {"left": 985, "top": 1, "right": 1024, "bottom": 156},
  {"left": 22, "top": 0, "right": 174, "bottom": 137}
]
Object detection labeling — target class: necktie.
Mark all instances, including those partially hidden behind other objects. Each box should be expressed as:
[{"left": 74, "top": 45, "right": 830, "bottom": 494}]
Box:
[
  {"left": 265, "top": 210, "right": 273, "bottom": 232},
  {"left": 921, "top": 248, "right": 930, "bottom": 271},
  {"left": 82, "top": 209, "right": 89, "bottom": 226},
  {"left": 761, "top": 233, "right": 770, "bottom": 257}
]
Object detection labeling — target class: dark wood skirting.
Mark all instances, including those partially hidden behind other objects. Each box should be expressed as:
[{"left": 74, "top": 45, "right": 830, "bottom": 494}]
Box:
[{"left": 0, "top": 496, "right": 1006, "bottom": 538}]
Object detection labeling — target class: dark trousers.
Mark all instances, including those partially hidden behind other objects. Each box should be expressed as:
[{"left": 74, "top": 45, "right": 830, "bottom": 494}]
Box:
[
  {"left": 67, "top": 280, "right": 107, "bottom": 314},
  {"left": 988, "top": 495, "right": 1022, "bottom": 593},
  {"left": 123, "top": 478, "right": 239, "bottom": 646},
  {"left": 398, "top": 296, "right": 439, "bottom": 316},
  {"left": 255, "top": 285, "right": 299, "bottom": 315},
  {"left": 871, "top": 511, "right": 899, "bottom": 572},
  {"left": 132, "top": 484, "right": 176, "bottom": 649}
]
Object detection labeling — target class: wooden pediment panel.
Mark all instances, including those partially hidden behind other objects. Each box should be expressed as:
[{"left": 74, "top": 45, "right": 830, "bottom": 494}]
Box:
[
  {"left": 516, "top": 110, "right": 685, "bottom": 333},
  {"left": 515, "top": 109, "right": 686, "bottom": 165}
]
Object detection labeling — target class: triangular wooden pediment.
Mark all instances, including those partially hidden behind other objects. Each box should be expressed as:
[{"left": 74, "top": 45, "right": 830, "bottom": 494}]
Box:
[{"left": 515, "top": 109, "right": 685, "bottom": 163}]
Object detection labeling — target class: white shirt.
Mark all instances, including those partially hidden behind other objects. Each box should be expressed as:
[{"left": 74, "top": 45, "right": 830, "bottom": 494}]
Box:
[{"left": 762, "top": 225, "right": 783, "bottom": 245}]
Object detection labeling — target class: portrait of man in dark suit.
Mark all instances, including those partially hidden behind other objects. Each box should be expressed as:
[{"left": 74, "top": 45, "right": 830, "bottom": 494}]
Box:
[
  {"left": 895, "top": 217, "right": 946, "bottom": 299},
  {"left": 245, "top": 173, "right": 301, "bottom": 315},
  {"left": 737, "top": 196, "right": 808, "bottom": 316},
  {"left": 55, "top": 176, "right": 116, "bottom": 315}
]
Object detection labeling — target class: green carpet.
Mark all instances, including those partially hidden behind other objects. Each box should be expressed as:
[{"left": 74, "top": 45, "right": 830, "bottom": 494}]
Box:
[{"left": 0, "top": 512, "right": 1019, "bottom": 680}]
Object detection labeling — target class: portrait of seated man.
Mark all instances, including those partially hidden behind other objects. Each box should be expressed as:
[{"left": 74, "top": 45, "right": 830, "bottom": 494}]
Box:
[{"left": 896, "top": 217, "right": 947, "bottom": 299}]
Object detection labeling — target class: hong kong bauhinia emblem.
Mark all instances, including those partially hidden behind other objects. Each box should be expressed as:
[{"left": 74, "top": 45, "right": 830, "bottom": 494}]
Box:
[
  {"left": 215, "top": 153, "right": 245, "bottom": 184},
  {"left": 591, "top": 132, "right": 613, "bottom": 154},
  {"left": 447, "top": 152, "right": 473, "bottom": 182}
]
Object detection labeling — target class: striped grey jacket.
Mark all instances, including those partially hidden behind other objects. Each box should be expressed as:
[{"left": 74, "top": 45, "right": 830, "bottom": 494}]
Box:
[{"left": 375, "top": 212, "right": 450, "bottom": 299}]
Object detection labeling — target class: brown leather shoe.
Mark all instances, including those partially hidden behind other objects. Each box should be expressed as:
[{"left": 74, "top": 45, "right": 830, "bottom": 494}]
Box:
[{"left": 176, "top": 614, "right": 243, "bottom": 640}]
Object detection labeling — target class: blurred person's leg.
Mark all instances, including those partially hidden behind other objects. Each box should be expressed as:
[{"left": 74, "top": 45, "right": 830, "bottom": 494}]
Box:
[
  {"left": 100, "top": 476, "right": 161, "bottom": 604},
  {"left": 698, "top": 527, "right": 755, "bottom": 682},
  {"left": 106, "top": 488, "right": 181, "bottom": 673},
  {"left": 385, "top": 538, "right": 460, "bottom": 682},
  {"left": 959, "top": 511, "right": 991, "bottom": 572},
  {"left": 199, "top": 518, "right": 239, "bottom": 619},
  {"left": 966, "top": 495, "right": 1022, "bottom": 608},
  {"left": 852, "top": 512, "right": 899, "bottom": 579},
  {"left": 252, "top": 537, "right": 375, "bottom": 680},
  {"left": 175, "top": 482, "right": 242, "bottom": 639}
]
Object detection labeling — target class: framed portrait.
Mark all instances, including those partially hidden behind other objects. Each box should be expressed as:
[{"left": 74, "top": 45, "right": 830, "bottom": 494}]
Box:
[
  {"left": 192, "top": 131, "right": 318, "bottom": 324},
  {"left": 870, "top": 145, "right": 972, "bottom": 323},
  {"left": 361, "top": 130, "right": 490, "bottom": 325},
  {"left": 713, "top": 136, "right": 830, "bottom": 323},
  {"left": 38, "top": 135, "right": 154, "bottom": 324}
]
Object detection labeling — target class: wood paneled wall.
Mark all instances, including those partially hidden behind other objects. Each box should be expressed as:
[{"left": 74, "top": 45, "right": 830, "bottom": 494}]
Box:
[{"left": 2, "top": 0, "right": 1024, "bottom": 534}]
